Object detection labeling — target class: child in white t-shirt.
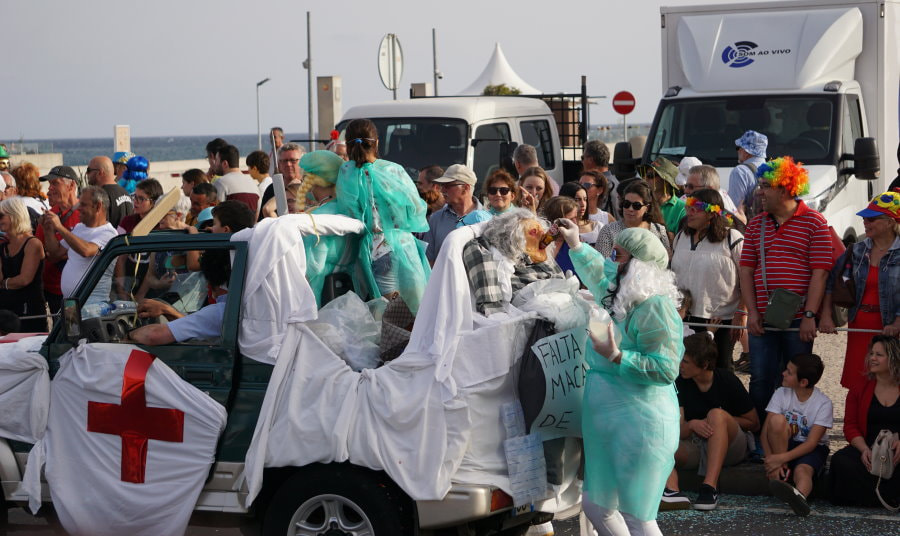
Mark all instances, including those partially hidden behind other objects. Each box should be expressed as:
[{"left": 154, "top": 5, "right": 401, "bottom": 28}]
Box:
[{"left": 761, "top": 353, "right": 833, "bottom": 517}]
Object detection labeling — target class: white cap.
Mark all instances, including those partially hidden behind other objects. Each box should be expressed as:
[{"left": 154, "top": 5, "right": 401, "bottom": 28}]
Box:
[{"left": 676, "top": 156, "right": 703, "bottom": 186}]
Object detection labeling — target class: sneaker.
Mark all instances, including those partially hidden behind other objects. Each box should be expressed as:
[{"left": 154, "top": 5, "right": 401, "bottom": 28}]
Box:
[
  {"left": 693, "top": 484, "right": 719, "bottom": 511},
  {"left": 734, "top": 352, "right": 751, "bottom": 373},
  {"left": 769, "top": 479, "right": 810, "bottom": 517},
  {"left": 526, "top": 521, "right": 554, "bottom": 536},
  {"left": 660, "top": 488, "right": 692, "bottom": 511}
]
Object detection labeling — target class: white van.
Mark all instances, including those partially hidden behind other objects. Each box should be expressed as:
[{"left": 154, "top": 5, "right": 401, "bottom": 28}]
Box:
[{"left": 338, "top": 97, "right": 564, "bottom": 190}]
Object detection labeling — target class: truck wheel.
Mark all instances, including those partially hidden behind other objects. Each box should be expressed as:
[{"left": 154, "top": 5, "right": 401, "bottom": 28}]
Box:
[{"left": 262, "top": 464, "right": 416, "bottom": 536}]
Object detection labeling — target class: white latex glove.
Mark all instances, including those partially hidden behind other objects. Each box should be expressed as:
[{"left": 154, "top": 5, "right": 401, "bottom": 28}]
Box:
[
  {"left": 555, "top": 218, "right": 581, "bottom": 249},
  {"left": 588, "top": 322, "right": 621, "bottom": 364}
]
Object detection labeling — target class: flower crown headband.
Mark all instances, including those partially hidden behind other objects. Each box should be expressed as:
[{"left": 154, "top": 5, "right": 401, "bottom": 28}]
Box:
[{"left": 686, "top": 196, "right": 734, "bottom": 226}]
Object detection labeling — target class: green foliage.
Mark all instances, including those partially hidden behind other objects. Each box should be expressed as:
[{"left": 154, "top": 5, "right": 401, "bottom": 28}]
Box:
[{"left": 482, "top": 84, "right": 521, "bottom": 96}]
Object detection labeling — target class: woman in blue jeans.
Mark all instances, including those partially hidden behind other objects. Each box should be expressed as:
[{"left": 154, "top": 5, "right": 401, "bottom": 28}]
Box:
[{"left": 820, "top": 190, "right": 900, "bottom": 391}]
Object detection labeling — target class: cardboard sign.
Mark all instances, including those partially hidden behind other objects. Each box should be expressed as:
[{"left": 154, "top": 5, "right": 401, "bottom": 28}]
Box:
[{"left": 529, "top": 326, "right": 588, "bottom": 440}]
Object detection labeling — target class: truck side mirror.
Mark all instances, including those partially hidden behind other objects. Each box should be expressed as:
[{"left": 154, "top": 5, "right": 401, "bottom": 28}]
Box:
[
  {"left": 840, "top": 137, "right": 880, "bottom": 180},
  {"left": 62, "top": 298, "right": 83, "bottom": 345},
  {"left": 611, "top": 141, "right": 638, "bottom": 180}
]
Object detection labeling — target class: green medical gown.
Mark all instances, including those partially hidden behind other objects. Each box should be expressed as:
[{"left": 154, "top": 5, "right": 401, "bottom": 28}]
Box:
[
  {"left": 336, "top": 159, "right": 431, "bottom": 313},
  {"left": 302, "top": 200, "right": 365, "bottom": 308},
  {"left": 569, "top": 245, "right": 683, "bottom": 521}
]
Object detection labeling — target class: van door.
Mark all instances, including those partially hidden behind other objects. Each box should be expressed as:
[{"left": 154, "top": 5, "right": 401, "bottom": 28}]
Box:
[
  {"left": 472, "top": 122, "right": 512, "bottom": 191},
  {"left": 520, "top": 118, "right": 557, "bottom": 172}
]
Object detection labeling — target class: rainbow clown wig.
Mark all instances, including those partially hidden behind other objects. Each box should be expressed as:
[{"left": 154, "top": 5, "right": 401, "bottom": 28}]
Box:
[{"left": 755, "top": 156, "right": 809, "bottom": 198}]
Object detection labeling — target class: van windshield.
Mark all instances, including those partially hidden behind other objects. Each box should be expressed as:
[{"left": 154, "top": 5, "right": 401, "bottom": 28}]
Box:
[
  {"left": 337, "top": 118, "right": 468, "bottom": 178},
  {"left": 645, "top": 95, "right": 839, "bottom": 166}
]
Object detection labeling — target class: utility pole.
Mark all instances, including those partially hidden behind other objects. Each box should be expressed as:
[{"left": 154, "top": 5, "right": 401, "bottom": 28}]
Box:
[
  {"left": 432, "top": 28, "right": 440, "bottom": 96},
  {"left": 306, "top": 12, "right": 314, "bottom": 152}
]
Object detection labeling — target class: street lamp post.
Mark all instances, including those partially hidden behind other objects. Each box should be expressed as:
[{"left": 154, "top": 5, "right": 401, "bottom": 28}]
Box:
[{"left": 256, "top": 78, "right": 271, "bottom": 150}]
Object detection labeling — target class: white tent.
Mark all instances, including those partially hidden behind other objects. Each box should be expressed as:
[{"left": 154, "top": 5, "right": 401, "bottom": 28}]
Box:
[{"left": 457, "top": 43, "right": 542, "bottom": 96}]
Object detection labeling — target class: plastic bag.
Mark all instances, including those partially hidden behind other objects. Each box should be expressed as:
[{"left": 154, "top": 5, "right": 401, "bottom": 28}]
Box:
[
  {"left": 512, "top": 276, "right": 591, "bottom": 331},
  {"left": 307, "top": 292, "right": 381, "bottom": 371}
]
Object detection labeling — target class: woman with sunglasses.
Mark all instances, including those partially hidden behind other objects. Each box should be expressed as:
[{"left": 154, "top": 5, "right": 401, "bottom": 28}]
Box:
[
  {"left": 484, "top": 169, "right": 518, "bottom": 215},
  {"left": 671, "top": 189, "right": 745, "bottom": 370},
  {"left": 820, "top": 190, "right": 900, "bottom": 391},
  {"left": 559, "top": 181, "right": 602, "bottom": 247},
  {"left": 594, "top": 180, "right": 671, "bottom": 259},
  {"left": 579, "top": 170, "right": 615, "bottom": 228}
]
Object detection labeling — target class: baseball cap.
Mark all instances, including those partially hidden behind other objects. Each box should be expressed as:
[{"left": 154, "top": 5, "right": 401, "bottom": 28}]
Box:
[
  {"left": 113, "top": 151, "right": 135, "bottom": 165},
  {"left": 433, "top": 164, "right": 477, "bottom": 186},
  {"left": 856, "top": 190, "right": 900, "bottom": 222},
  {"left": 676, "top": 156, "right": 702, "bottom": 186},
  {"left": 40, "top": 165, "right": 79, "bottom": 182}
]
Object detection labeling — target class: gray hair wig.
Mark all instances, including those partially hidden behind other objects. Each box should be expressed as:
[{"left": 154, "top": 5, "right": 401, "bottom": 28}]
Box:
[{"left": 481, "top": 207, "right": 545, "bottom": 259}]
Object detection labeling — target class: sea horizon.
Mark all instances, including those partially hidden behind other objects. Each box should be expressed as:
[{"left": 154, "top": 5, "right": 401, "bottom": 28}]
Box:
[{"left": 2, "top": 123, "right": 650, "bottom": 168}]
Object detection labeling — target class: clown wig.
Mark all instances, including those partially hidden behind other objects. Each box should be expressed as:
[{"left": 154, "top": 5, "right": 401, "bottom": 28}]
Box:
[
  {"left": 118, "top": 155, "right": 149, "bottom": 194},
  {"left": 756, "top": 156, "right": 809, "bottom": 198}
]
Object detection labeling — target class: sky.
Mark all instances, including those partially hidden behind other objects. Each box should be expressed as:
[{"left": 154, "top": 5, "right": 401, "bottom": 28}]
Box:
[{"left": 2, "top": 0, "right": 745, "bottom": 140}]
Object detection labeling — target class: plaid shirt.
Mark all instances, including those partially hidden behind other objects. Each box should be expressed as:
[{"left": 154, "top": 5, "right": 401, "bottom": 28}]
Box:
[{"left": 462, "top": 237, "right": 563, "bottom": 315}]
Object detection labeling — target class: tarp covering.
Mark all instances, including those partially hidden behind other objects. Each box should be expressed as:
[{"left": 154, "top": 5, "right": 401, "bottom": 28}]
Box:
[
  {"left": 233, "top": 214, "right": 365, "bottom": 364},
  {"left": 0, "top": 336, "right": 49, "bottom": 443},
  {"left": 244, "top": 222, "right": 582, "bottom": 514},
  {"left": 23, "top": 343, "right": 226, "bottom": 536},
  {"left": 458, "top": 43, "right": 542, "bottom": 96}
]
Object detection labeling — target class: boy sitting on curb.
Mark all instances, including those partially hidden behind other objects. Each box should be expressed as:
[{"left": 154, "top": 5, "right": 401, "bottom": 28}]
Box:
[
  {"left": 762, "top": 353, "right": 833, "bottom": 516},
  {"left": 662, "top": 333, "right": 759, "bottom": 511}
]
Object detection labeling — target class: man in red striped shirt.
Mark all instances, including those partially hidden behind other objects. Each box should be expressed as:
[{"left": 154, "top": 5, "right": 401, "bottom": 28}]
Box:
[{"left": 739, "top": 157, "right": 832, "bottom": 423}]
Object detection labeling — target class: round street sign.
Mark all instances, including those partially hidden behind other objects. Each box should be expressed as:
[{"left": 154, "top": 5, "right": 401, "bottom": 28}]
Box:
[
  {"left": 612, "top": 91, "right": 636, "bottom": 115},
  {"left": 377, "top": 34, "right": 404, "bottom": 91}
]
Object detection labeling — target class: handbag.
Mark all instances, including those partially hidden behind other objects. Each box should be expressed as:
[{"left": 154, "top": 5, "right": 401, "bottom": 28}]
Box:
[
  {"left": 831, "top": 249, "right": 857, "bottom": 308},
  {"left": 760, "top": 222, "right": 804, "bottom": 329},
  {"left": 869, "top": 429, "right": 900, "bottom": 512}
]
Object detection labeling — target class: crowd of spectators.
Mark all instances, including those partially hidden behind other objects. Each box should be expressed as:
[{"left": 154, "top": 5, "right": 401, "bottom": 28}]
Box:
[{"left": 1, "top": 124, "right": 899, "bottom": 529}]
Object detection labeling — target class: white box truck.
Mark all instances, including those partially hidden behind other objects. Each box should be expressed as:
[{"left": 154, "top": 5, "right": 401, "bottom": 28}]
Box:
[{"left": 643, "top": 0, "right": 898, "bottom": 243}]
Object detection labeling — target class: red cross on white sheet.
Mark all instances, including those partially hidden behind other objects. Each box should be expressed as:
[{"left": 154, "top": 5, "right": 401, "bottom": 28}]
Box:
[{"left": 86, "top": 349, "right": 185, "bottom": 484}]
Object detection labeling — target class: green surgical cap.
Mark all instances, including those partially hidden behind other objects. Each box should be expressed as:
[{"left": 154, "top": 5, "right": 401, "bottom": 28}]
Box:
[
  {"left": 615, "top": 227, "right": 668, "bottom": 269},
  {"left": 300, "top": 150, "right": 344, "bottom": 184}
]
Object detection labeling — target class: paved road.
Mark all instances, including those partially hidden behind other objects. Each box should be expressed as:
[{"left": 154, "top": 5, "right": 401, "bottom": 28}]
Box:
[
  {"left": 9, "top": 497, "right": 900, "bottom": 536},
  {"left": 553, "top": 495, "right": 900, "bottom": 536}
]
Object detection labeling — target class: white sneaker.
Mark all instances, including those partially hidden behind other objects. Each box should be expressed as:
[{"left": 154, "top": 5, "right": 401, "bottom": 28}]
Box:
[{"left": 526, "top": 521, "right": 554, "bottom": 536}]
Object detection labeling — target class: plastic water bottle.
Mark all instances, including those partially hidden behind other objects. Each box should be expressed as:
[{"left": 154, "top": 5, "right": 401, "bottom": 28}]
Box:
[
  {"left": 112, "top": 300, "right": 136, "bottom": 313},
  {"left": 81, "top": 303, "right": 103, "bottom": 319}
]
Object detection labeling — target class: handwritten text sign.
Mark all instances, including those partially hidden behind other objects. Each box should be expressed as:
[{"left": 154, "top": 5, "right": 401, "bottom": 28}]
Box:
[{"left": 529, "top": 326, "right": 588, "bottom": 440}]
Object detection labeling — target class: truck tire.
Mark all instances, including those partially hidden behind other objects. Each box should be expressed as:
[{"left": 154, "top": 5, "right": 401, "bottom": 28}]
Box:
[{"left": 261, "top": 463, "right": 416, "bottom": 536}]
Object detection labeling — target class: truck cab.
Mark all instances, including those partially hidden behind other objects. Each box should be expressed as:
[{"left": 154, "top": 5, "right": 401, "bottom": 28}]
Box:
[
  {"left": 337, "top": 97, "right": 564, "bottom": 191},
  {"left": 2, "top": 228, "right": 575, "bottom": 535},
  {"left": 645, "top": 0, "right": 898, "bottom": 244}
]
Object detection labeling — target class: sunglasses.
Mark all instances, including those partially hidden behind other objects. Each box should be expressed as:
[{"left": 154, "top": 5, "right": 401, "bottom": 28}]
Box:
[
  {"left": 620, "top": 200, "right": 648, "bottom": 211},
  {"left": 863, "top": 216, "right": 888, "bottom": 223},
  {"left": 487, "top": 186, "right": 511, "bottom": 195},
  {"left": 580, "top": 182, "right": 599, "bottom": 189}
]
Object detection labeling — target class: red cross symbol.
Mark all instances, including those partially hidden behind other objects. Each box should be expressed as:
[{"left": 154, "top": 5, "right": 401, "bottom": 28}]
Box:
[{"left": 87, "top": 349, "right": 185, "bottom": 484}]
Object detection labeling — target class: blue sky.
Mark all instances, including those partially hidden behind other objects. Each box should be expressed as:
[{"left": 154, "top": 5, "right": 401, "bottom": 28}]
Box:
[{"left": 2, "top": 0, "right": 745, "bottom": 140}]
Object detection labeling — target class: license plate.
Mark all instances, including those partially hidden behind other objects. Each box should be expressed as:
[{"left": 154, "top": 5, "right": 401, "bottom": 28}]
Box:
[{"left": 512, "top": 504, "right": 535, "bottom": 516}]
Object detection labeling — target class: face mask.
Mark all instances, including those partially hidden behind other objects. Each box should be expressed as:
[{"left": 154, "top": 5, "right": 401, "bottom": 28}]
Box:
[{"left": 603, "top": 256, "right": 619, "bottom": 282}]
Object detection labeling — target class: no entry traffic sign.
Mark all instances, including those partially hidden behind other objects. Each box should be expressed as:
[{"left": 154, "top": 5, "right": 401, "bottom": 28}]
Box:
[{"left": 612, "top": 91, "right": 636, "bottom": 115}]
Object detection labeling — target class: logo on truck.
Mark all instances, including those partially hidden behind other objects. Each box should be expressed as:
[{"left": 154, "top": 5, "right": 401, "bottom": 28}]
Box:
[{"left": 721, "top": 41, "right": 759, "bottom": 68}]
